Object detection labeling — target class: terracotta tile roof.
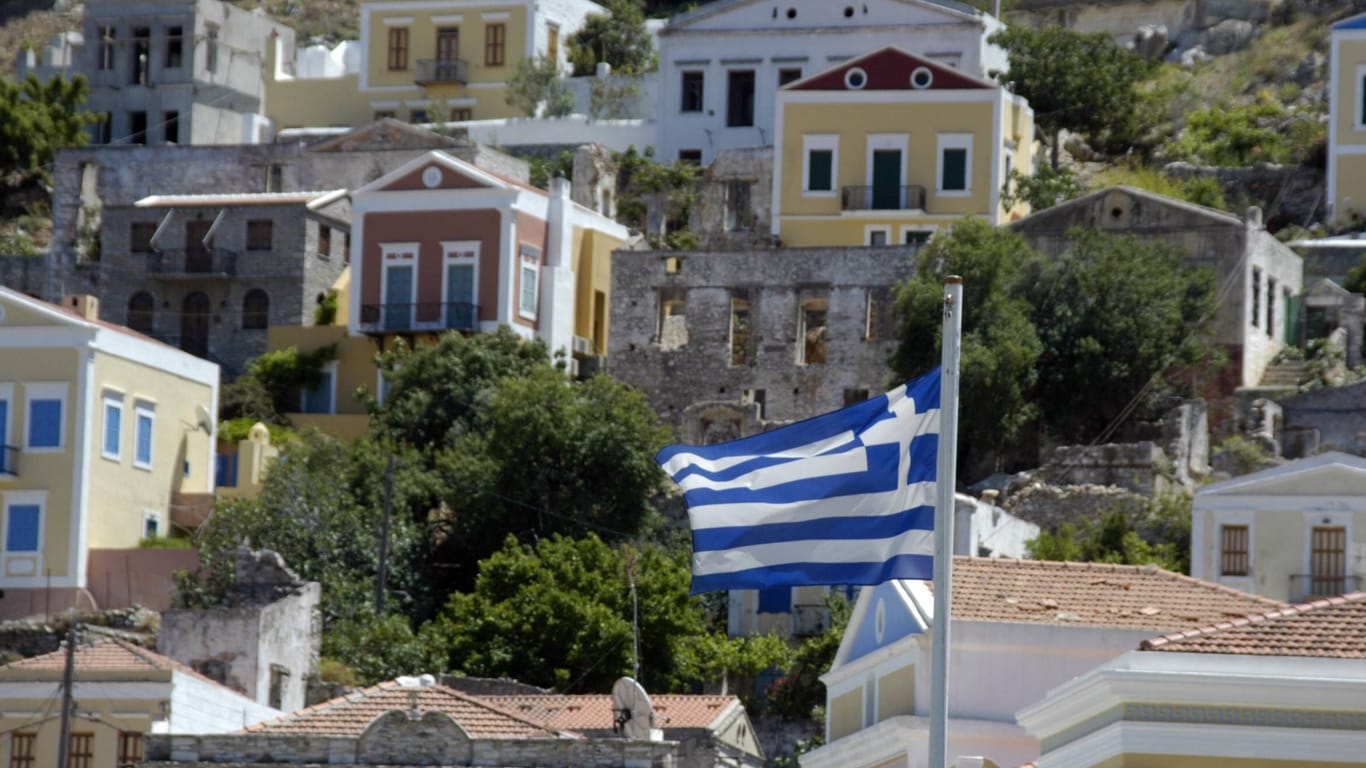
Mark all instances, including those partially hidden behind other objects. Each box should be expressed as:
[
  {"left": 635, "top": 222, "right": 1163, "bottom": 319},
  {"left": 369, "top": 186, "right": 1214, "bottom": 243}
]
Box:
[
  {"left": 243, "top": 681, "right": 567, "bottom": 739},
  {"left": 1141, "top": 592, "right": 1366, "bottom": 658},
  {"left": 4, "top": 636, "right": 181, "bottom": 675},
  {"left": 938, "top": 557, "right": 1286, "bottom": 631},
  {"left": 476, "top": 694, "right": 737, "bottom": 731}
]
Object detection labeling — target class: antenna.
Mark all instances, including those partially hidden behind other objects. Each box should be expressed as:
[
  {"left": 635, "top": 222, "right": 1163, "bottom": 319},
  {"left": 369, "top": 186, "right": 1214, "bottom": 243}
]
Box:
[{"left": 610, "top": 676, "right": 656, "bottom": 741}]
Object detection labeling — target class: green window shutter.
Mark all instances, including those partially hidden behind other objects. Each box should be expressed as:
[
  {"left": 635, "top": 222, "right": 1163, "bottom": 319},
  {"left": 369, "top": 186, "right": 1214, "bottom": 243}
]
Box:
[
  {"left": 808, "top": 149, "right": 833, "bottom": 191},
  {"left": 941, "top": 148, "right": 967, "bottom": 191}
]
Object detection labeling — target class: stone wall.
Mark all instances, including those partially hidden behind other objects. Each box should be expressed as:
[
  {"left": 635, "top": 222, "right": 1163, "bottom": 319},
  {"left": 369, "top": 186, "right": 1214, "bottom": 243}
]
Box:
[
  {"left": 1280, "top": 379, "right": 1366, "bottom": 458},
  {"left": 0, "top": 254, "right": 48, "bottom": 297},
  {"left": 1001, "top": 480, "right": 1151, "bottom": 532},
  {"left": 687, "top": 147, "right": 774, "bottom": 251},
  {"left": 1008, "top": 0, "right": 1276, "bottom": 45},
  {"left": 607, "top": 246, "right": 915, "bottom": 435}
]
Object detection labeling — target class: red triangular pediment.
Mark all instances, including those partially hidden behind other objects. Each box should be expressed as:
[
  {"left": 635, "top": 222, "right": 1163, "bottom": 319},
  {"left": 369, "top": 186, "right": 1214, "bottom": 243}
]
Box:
[
  {"left": 380, "top": 162, "right": 491, "bottom": 192},
  {"left": 788, "top": 47, "right": 992, "bottom": 92}
]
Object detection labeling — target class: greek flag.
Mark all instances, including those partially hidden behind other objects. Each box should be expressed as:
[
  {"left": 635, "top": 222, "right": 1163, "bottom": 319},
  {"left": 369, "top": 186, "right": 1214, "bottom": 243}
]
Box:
[{"left": 658, "top": 368, "right": 941, "bottom": 594}]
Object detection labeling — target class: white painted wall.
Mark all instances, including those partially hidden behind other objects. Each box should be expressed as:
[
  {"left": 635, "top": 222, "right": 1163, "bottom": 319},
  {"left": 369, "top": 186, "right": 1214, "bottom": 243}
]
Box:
[
  {"left": 165, "top": 671, "right": 281, "bottom": 734},
  {"left": 461, "top": 115, "right": 656, "bottom": 151}
]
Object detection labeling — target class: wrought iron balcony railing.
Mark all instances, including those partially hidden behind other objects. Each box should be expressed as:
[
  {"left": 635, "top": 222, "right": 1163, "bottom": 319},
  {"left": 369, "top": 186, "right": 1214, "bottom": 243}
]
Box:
[
  {"left": 1289, "top": 573, "right": 1364, "bottom": 603},
  {"left": 147, "top": 248, "right": 239, "bottom": 277},
  {"left": 359, "top": 302, "right": 480, "bottom": 333},
  {"left": 841, "top": 184, "right": 927, "bottom": 212},
  {"left": 415, "top": 57, "right": 469, "bottom": 85}
]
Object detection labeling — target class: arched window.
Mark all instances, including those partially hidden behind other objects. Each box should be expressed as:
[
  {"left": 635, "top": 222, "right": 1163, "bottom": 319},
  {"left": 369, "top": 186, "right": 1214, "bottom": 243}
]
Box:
[
  {"left": 127, "top": 291, "right": 154, "bottom": 334},
  {"left": 242, "top": 289, "right": 269, "bottom": 330}
]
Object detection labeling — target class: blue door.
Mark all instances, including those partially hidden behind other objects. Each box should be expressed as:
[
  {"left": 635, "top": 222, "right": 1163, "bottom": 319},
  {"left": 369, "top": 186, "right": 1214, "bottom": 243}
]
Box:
[
  {"left": 384, "top": 264, "right": 414, "bottom": 330},
  {"left": 445, "top": 263, "right": 475, "bottom": 329}
]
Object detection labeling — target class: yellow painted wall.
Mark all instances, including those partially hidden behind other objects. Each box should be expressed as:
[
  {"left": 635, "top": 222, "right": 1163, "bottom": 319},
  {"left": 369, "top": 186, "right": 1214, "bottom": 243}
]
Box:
[
  {"left": 87, "top": 351, "right": 216, "bottom": 550},
  {"left": 1000, "top": 98, "right": 1036, "bottom": 222},
  {"left": 778, "top": 215, "right": 963, "bottom": 248},
  {"left": 572, "top": 227, "right": 625, "bottom": 355},
  {"left": 365, "top": 5, "right": 527, "bottom": 88},
  {"left": 0, "top": 684, "right": 161, "bottom": 768},
  {"left": 877, "top": 665, "right": 914, "bottom": 722},
  {"left": 828, "top": 688, "right": 863, "bottom": 742},
  {"left": 267, "top": 325, "right": 380, "bottom": 420},
  {"left": 267, "top": 74, "right": 373, "bottom": 131},
  {"left": 0, "top": 348, "right": 81, "bottom": 582},
  {"left": 1120, "top": 756, "right": 1355, "bottom": 768},
  {"left": 1334, "top": 152, "right": 1366, "bottom": 221},
  {"left": 1333, "top": 35, "right": 1366, "bottom": 218}
]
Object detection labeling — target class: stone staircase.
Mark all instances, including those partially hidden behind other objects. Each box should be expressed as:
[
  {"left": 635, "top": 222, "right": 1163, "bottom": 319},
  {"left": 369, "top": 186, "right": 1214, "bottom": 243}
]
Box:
[{"left": 1259, "top": 358, "right": 1307, "bottom": 389}]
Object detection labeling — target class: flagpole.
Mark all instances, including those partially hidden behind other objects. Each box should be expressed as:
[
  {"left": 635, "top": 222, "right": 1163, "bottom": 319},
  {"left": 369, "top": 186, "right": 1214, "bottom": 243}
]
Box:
[{"left": 929, "top": 276, "right": 963, "bottom": 768}]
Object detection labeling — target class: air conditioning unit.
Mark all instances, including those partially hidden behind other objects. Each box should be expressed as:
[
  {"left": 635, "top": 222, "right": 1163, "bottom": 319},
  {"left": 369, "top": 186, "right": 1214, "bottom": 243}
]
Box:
[{"left": 572, "top": 335, "right": 593, "bottom": 357}]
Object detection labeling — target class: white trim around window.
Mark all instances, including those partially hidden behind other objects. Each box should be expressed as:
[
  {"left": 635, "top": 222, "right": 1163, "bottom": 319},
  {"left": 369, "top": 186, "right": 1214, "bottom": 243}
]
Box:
[
  {"left": 133, "top": 400, "right": 155, "bottom": 470},
  {"left": 518, "top": 245, "right": 541, "bottom": 321},
  {"left": 936, "top": 132, "right": 974, "bottom": 196},
  {"left": 2, "top": 490, "right": 45, "bottom": 557},
  {"left": 864, "top": 225, "right": 891, "bottom": 246},
  {"left": 802, "top": 134, "right": 839, "bottom": 197},
  {"left": 864, "top": 133, "right": 908, "bottom": 190},
  {"left": 1356, "top": 64, "right": 1366, "bottom": 130},
  {"left": 101, "top": 390, "right": 124, "bottom": 462},
  {"left": 23, "top": 382, "right": 67, "bottom": 453}
]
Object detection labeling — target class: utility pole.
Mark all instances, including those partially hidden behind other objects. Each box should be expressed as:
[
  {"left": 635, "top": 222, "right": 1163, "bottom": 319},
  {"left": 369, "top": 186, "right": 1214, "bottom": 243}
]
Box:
[
  {"left": 56, "top": 624, "right": 76, "bottom": 767},
  {"left": 375, "top": 453, "right": 394, "bottom": 614}
]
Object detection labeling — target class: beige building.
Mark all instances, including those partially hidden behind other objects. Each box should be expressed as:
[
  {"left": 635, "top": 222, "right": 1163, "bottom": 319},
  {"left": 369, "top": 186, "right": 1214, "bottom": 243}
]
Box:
[
  {"left": 0, "top": 288, "right": 218, "bottom": 620},
  {"left": 799, "top": 558, "right": 1283, "bottom": 768},
  {"left": 1019, "top": 592, "right": 1366, "bottom": 767},
  {"left": 0, "top": 636, "right": 278, "bottom": 768},
  {"left": 1191, "top": 451, "right": 1366, "bottom": 603},
  {"left": 1329, "top": 11, "right": 1366, "bottom": 223},
  {"left": 264, "top": 0, "right": 608, "bottom": 131},
  {"left": 772, "top": 46, "right": 1034, "bottom": 248}
]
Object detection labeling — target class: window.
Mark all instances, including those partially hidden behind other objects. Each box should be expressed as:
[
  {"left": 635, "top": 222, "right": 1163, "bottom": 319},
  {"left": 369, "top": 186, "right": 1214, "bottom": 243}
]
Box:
[
  {"left": 387, "top": 27, "right": 409, "bottom": 70},
  {"left": 519, "top": 246, "right": 541, "bottom": 319},
  {"left": 486, "top": 23, "right": 506, "bottom": 66},
  {"left": 903, "top": 229, "right": 932, "bottom": 251},
  {"left": 205, "top": 23, "right": 219, "bottom": 73},
  {"left": 134, "top": 402, "right": 154, "bottom": 469},
  {"left": 127, "top": 291, "right": 154, "bottom": 333},
  {"left": 131, "top": 27, "right": 150, "bottom": 85},
  {"left": 680, "top": 71, "right": 704, "bottom": 112},
  {"left": 242, "top": 289, "right": 269, "bottom": 330},
  {"left": 729, "top": 293, "right": 751, "bottom": 366},
  {"left": 727, "top": 70, "right": 755, "bottom": 127},
  {"left": 68, "top": 732, "right": 93, "bottom": 768},
  {"left": 129, "top": 111, "right": 147, "bottom": 145},
  {"left": 1359, "top": 67, "right": 1366, "bottom": 127},
  {"left": 1310, "top": 526, "right": 1348, "bottom": 597},
  {"left": 118, "top": 732, "right": 144, "bottom": 766},
  {"left": 803, "top": 135, "right": 838, "bottom": 194},
  {"left": 547, "top": 23, "right": 559, "bottom": 63},
  {"left": 92, "top": 112, "right": 111, "bottom": 145},
  {"left": 937, "top": 134, "right": 972, "bottom": 193},
  {"left": 300, "top": 363, "right": 337, "bottom": 414},
  {"left": 678, "top": 149, "right": 702, "bottom": 165},
  {"left": 97, "top": 26, "right": 115, "bottom": 71},
  {"left": 25, "top": 384, "right": 64, "bottom": 451},
  {"left": 844, "top": 388, "right": 870, "bottom": 406},
  {"left": 131, "top": 222, "right": 157, "bottom": 252},
  {"left": 1266, "top": 277, "right": 1277, "bottom": 338},
  {"left": 1251, "top": 267, "right": 1262, "bottom": 328},
  {"left": 867, "top": 229, "right": 889, "bottom": 246},
  {"left": 725, "top": 180, "right": 752, "bottom": 231},
  {"left": 658, "top": 286, "right": 687, "bottom": 349},
  {"left": 798, "top": 297, "right": 828, "bottom": 365},
  {"left": 443, "top": 242, "right": 479, "bottom": 330},
  {"left": 144, "top": 512, "right": 159, "bottom": 539},
  {"left": 10, "top": 732, "right": 35, "bottom": 767},
  {"left": 163, "top": 111, "right": 179, "bottom": 144},
  {"left": 269, "top": 664, "right": 290, "bottom": 709},
  {"left": 165, "top": 25, "right": 183, "bottom": 68},
  {"left": 246, "top": 220, "right": 272, "bottom": 251},
  {"left": 0, "top": 384, "right": 11, "bottom": 474},
  {"left": 374, "top": 109, "right": 396, "bottom": 120},
  {"left": 778, "top": 67, "right": 802, "bottom": 86},
  {"left": 4, "top": 493, "right": 42, "bottom": 553},
  {"left": 318, "top": 225, "right": 331, "bottom": 259},
  {"left": 266, "top": 163, "right": 283, "bottom": 193},
  {"left": 102, "top": 392, "right": 123, "bottom": 461},
  {"left": 409, "top": 108, "right": 428, "bottom": 124},
  {"left": 1220, "top": 524, "right": 1249, "bottom": 576}
]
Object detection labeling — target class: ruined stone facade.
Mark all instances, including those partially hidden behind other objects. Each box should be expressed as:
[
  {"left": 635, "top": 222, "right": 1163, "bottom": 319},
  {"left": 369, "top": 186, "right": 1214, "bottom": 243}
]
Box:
[
  {"left": 687, "top": 148, "right": 774, "bottom": 251},
  {"left": 158, "top": 548, "right": 320, "bottom": 713},
  {"left": 1281, "top": 379, "right": 1366, "bottom": 459},
  {"left": 607, "top": 246, "right": 914, "bottom": 437}
]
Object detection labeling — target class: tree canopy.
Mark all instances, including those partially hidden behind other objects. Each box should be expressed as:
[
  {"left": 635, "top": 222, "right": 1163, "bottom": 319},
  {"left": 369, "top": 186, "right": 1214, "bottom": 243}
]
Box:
[
  {"left": 1027, "top": 493, "right": 1192, "bottom": 574},
  {"left": 0, "top": 74, "right": 100, "bottom": 183},
  {"left": 567, "top": 0, "right": 656, "bottom": 76}
]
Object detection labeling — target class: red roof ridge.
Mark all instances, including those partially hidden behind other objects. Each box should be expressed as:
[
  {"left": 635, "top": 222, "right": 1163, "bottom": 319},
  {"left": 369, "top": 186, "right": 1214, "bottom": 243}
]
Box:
[
  {"left": 1140, "top": 592, "right": 1366, "bottom": 651},
  {"left": 432, "top": 684, "right": 581, "bottom": 736}
]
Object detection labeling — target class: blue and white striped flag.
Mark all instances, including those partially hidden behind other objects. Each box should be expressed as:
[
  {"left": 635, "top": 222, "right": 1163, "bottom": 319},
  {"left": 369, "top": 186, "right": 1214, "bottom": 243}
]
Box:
[{"left": 657, "top": 368, "right": 941, "bottom": 594}]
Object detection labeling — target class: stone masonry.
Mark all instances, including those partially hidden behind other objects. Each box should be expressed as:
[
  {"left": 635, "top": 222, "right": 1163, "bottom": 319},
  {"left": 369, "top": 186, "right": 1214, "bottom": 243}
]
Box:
[{"left": 608, "top": 246, "right": 915, "bottom": 438}]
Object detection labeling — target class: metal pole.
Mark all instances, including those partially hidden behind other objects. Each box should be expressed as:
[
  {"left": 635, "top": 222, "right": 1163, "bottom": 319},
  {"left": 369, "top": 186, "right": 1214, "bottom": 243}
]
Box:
[
  {"left": 929, "top": 277, "right": 963, "bottom": 768},
  {"left": 56, "top": 624, "right": 76, "bottom": 767},
  {"left": 375, "top": 453, "right": 394, "bottom": 614}
]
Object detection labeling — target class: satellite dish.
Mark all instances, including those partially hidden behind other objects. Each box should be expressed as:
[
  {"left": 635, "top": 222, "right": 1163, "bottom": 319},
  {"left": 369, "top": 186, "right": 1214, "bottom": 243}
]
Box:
[
  {"left": 194, "top": 405, "right": 213, "bottom": 434},
  {"left": 610, "top": 676, "right": 655, "bottom": 741}
]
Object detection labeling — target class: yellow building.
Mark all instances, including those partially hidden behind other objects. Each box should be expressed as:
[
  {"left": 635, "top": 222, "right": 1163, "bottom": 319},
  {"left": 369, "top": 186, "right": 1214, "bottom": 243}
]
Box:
[
  {"left": 270, "top": 148, "right": 629, "bottom": 439},
  {"left": 0, "top": 289, "right": 218, "bottom": 620},
  {"left": 0, "top": 636, "right": 279, "bottom": 768},
  {"left": 1329, "top": 11, "right": 1366, "bottom": 224},
  {"left": 771, "top": 46, "right": 1034, "bottom": 248},
  {"left": 265, "top": 0, "right": 608, "bottom": 131}
]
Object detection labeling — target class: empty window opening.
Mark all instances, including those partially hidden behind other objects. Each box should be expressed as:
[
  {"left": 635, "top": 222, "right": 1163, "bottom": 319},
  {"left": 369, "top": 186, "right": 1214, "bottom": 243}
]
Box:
[
  {"left": 743, "top": 388, "right": 766, "bottom": 419},
  {"left": 730, "top": 293, "right": 751, "bottom": 366},
  {"left": 205, "top": 23, "right": 219, "bottom": 73},
  {"left": 725, "top": 180, "right": 753, "bottom": 231},
  {"left": 681, "top": 71, "right": 704, "bottom": 111},
  {"left": 727, "top": 70, "right": 755, "bottom": 127},
  {"left": 242, "top": 289, "right": 269, "bottom": 330},
  {"left": 97, "top": 26, "right": 115, "bottom": 70},
  {"left": 129, "top": 111, "right": 148, "bottom": 145},
  {"left": 269, "top": 665, "right": 290, "bottom": 710},
  {"left": 1251, "top": 267, "right": 1262, "bottom": 328},
  {"left": 166, "top": 25, "right": 183, "bottom": 68},
  {"left": 130, "top": 27, "right": 150, "bottom": 85},
  {"left": 246, "top": 220, "right": 273, "bottom": 251},
  {"left": 1266, "top": 277, "right": 1277, "bottom": 338},
  {"left": 658, "top": 286, "right": 688, "bottom": 350},
  {"left": 844, "top": 388, "right": 870, "bottom": 406},
  {"left": 798, "top": 298, "right": 829, "bottom": 364},
  {"left": 163, "top": 111, "right": 179, "bottom": 144}
]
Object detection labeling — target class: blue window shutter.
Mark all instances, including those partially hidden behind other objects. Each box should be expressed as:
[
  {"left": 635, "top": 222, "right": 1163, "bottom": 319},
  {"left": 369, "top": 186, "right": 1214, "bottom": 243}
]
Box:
[
  {"left": 6, "top": 505, "right": 40, "bottom": 551},
  {"left": 0, "top": 400, "right": 8, "bottom": 443},
  {"left": 757, "top": 587, "right": 792, "bottom": 614},
  {"left": 103, "top": 403, "right": 120, "bottom": 455},
  {"left": 136, "top": 413, "right": 153, "bottom": 464},
  {"left": 28, "top": 399, "right": 61, "bottom": 448}
]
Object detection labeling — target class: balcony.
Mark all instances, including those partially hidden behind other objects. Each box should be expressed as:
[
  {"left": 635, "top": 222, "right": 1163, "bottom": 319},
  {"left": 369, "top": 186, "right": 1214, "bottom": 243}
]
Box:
[
  {"left": 0, "top": 445, "right": 17, "bottom": 478},
  {"left": 359, "top": 302, "right": 480, "bottom": 334},
  {"left": 841, "top": 185, "right": 927, "bottom": 212},
  {"left": 146, "top": 248, "right": 239, "bottom": 279},
  {"left": 415, "top": 58, "right": 469, "bottom": 85},
  {"left": 1289, "top": 573, "right": 1364, "bottom": 603}
]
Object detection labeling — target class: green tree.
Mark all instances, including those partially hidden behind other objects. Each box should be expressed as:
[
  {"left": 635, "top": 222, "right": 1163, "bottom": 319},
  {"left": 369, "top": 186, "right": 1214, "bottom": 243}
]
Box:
[
  {"left": 568, "top": 0, "right": 656, "bottom": 76},
  {"left": 1163, "top": 99, "right": 1291, "bottom": 166},
  {"left": 1019, "top": 228, "right": 1218, "bottom": 443},
  {"left": 219, "top": 343, "right": 338, "bottom": 424},
  {"left": 0, "top": 74, "right": 100, "bottom": 183},
  {"left": 989, "top": 26, "right": 1154, "bottom": 166},
  {"left": 1027, "top": 493, "right": 1192, "bottom": 574},
  {"left": 891, "top": 218, "right": 1042, "bottom": 479},
  {"left": 1000, "top": 163, "right": 1083, "bottom": 212},
  {"left": 422, "top": 534, "right": 716, "bottom": 693},
  {"left": 505, "top": 54, "right": 574, "bottom": 117},
  {"left": 613, "top": 146, "right": 701, "bottom": 243}
]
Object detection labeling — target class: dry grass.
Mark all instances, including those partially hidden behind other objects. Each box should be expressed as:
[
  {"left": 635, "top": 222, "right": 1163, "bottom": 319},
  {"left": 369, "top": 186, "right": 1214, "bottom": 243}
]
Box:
[{"left": 0, "top": 7, "right": 80, "bottom": 81}]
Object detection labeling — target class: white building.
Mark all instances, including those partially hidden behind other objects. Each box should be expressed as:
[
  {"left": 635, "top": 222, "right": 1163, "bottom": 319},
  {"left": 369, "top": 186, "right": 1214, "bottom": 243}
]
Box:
[{"left": 654, "top": 0, "right": 1007, "bottom": 165}]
